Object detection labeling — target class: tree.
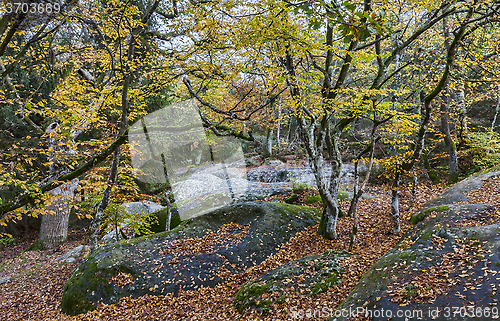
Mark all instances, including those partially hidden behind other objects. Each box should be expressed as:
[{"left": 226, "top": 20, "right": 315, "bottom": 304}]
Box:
[
  {"left": 388, "top": 2, "right": 496, "bottom": 233},
  {"left": 170, "top": 0, "right": 479, "bottom": 240},
  {"left": 0, "top": 0, "right": 176, "bottom": 248}
]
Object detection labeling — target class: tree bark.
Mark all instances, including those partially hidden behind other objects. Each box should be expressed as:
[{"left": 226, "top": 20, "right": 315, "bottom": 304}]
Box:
[
  {"left": 441, "top": 15, "right": 459, "bottom": 183},
  {"left": 391, "top": 173, "right": 401, "bottom": 234},
  {"left": 39, "top": 122, "right": 78, "bottom": 249},
  {"left": 457, "top": 88, "right": 467, "bottom": 142},
  {"left": 39, "top": 179, "right": 79, "bottom": 249},
  {"left": 267, "top": 128, "right": 273, "bottom": 157},
  {"left": 492, "top": 89, "right": 500, "bottom": 131},
  {"left": 164, "top": 193, "right": 172, "bottom": 231},
  {"left": 89, "top": 149, "right": 121, "bottom": 253},
  {"left": 422, "top": 149, "right": 440, "bottom": 183},
  {"left": 348, "top": 125, "right": 377, "bottom": 250}
]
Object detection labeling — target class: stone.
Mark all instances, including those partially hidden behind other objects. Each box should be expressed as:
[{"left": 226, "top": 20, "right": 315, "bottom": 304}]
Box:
[
  {"left": 56, "top": 245, "right": 89, "bottom": 263},
  {"left": 61, "top": 201, "right": 320, "bottom": 316},
  {"left": 235, "top": 250, "right": 350, "bottom": 313},
  {"left": 331, "top": 170, "right": 500, "bottom": 321},
  {"left": 0, "top": 277, "right": 11, "bottom": 285}
]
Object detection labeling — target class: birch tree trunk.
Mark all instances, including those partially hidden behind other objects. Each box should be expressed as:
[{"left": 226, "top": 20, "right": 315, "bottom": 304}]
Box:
[
  {"left": 492, "top": 89, "right": 500, "bottom": 131},
  {"left": 391, "top": 173, "right": 401, "bottom": 233}
]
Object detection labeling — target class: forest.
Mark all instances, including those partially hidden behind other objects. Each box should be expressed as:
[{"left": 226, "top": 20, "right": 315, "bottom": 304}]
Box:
[{"left": 0, "top": 0, "right": 500, "bottom": 320}]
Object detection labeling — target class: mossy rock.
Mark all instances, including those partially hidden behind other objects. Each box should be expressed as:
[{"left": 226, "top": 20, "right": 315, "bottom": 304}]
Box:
[
  {"left": 332, "top": 170, "right": 500, "bottom": 321},
  {"left": 285, "top": 193, "right": 300, "bottom": 204},
  {"left": 61, "top": 201, "right": 320, "bottom": 315},
  {"left": 304, "top": 192, "right": 358, "bottom": 205},
  {"left": 337, "top": 191, "right": 351, "bottom": 201},
  {"left": 235, "top": 250, "right": 349, "bottom": 313},
  {"left": 409, "top": 205, "right": 450, "bottom": 225},
  {"left": 147, "top": 207, "right": 181, "bottom": 234},
  {"left": 304, "top": 194, "right": 322, "bottom": 204}
]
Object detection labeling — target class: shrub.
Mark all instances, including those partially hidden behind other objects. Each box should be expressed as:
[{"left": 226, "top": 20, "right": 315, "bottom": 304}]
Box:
[{"left": 459, "top": 129, "right": 500, "bottom": 174}]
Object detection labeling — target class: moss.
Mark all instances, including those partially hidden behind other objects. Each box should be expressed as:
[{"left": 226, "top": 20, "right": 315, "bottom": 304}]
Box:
[
  {"left": 480, "top": 164, "right": 500, "bottom": 174},
  {"left": 363, "top": 252, "right": 399, "bottom": 286},
  {"left": 61, "top": 259, "right": 108, "bottom": 315},
  {"left": 61, "top": 249, "right": 135, "bottom": 316},
  {"left": 465, "top": 236, "right": 478, "bottom": 243},
  {"left": 448, "top": 172, "right": 460, "bottom": 184},
  {"left": 418, "top": 230, "right": 434, "bottom": 241},
  {"left": 271, "top": 202, "right": 321, "bottom": 221},
  {"left": 285, "top": 193, "right": 299, "bottom": 204},
  {"left": 305, "top": 194, "right": 322, "bottom": 204},
  {"left": 318, "top": 211, "right": 329, "bottom": 239},
  {"left": 398, "top": 252, "right": 410, "bottom": 259},
  {"left": 410, "top": 205, "right": 450, "bottom": 225},
  {"left": 27, "top": 239, "right": 44, "bottom": 251},
  {"left": 257, "top": 299, "right": 272, "bottom": 309},
  {"left": 338, "top": 191, "right": 350, "bottom": 201},
  {"left": 311, "top": 274, "right": 339, "bottom": 295},
  {"left": 234, "top": 281, "right": 275, "bottom": 313},
  {"left": 404, "top": 285, "right": 418, "bottom": 299},
  {"left": 496, "top": 262, "right": 500, "bottom": 267}
]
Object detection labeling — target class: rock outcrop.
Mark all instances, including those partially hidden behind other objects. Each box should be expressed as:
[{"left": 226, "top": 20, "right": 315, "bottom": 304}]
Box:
[
  {"left": 61, "top": 201, "right": 320, "bottom": 315},
  {"left": 332, "top": 170, "right": 500, "bottom": 321},
  {"left": 235, "top": 250, "right": 350, "bottom": 313}
]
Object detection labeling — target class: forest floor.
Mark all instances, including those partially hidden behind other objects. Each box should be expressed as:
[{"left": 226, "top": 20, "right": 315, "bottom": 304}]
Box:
[{"left": 3, "top": 175, "right": 493, "bottom": 321}]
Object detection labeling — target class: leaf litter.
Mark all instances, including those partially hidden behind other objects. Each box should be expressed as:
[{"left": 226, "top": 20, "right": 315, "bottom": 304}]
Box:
[{"left": 0, "top": 182, "right": 455, "bottom": 320}]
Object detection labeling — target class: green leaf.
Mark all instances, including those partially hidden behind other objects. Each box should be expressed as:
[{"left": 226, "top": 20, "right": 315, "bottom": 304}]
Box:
[
  {"left": 343, "top": 2, "right": 355, "bottom": 12},
  {"left": 359, "top": 29, "right": 370, "bottom": 41},
  {"left": 310, "top": 21, "right": 322, "bottom": 30}
]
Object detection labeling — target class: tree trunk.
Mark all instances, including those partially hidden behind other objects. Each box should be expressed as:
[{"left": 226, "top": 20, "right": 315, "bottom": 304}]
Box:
[
  {"left": 266, "top": 128, "right": 273, "bottom": 157},
  {"left": 411, "top": 169, "right": 418, "bottom": 203},
  {"left": 441, "top": 91, "right": 459, "bottom": 183},
  {"left": 457, "top": 88, "right": 467, "bottom": 143},
  {"left": 317, "top": 127, "right": 342, "bottom": 240},
  {"left": 441, "top": 16, "right": 459, "bottom": 183},
  {"left": 348, "top": 129, "right": 377, "bottom": 251},
  {"left": 492, "top": 89, "right": 500, "bottom": 131},
  {"left": 164, "top": 193, "right": 172, "bottom": 231},
  {"left": 89, "top": 149, "right": 121, "bottom": 253},
  {"left": 422, "top": 149, "right": 440, "bottom": 183},
  {"left": 276, "top": 105, "right": 281, "bottom": 154},
  {"left": 391, "top": 173, "right": 401, "bottom": 234},
  {"left": 39, "top": 122, "right": 78, "bottom": 249},
  {"left": 39, "top": 179, "right": 79, "bottom": 249}
]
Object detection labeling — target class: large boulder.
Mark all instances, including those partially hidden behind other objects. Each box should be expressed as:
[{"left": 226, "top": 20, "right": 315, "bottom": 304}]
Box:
[
  {"left": 61, "top": 201, "right": 320, "bottom": 315},
  {"left": 235, "top": 250, "right": 350, "bottom": 313},
  {"left": 332, "top": 170, "right": 500, "bottom": 321}
]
